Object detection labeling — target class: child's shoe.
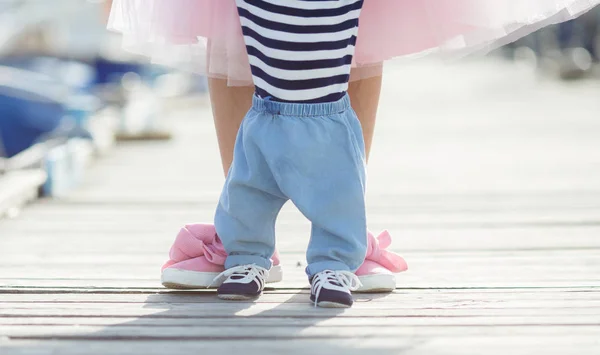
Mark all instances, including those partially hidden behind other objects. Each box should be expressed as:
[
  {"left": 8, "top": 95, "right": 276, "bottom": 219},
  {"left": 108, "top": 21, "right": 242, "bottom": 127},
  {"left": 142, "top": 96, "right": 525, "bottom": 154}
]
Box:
[
  {"left": 216, "top": 264, "right": 269, "bottom": 300},
  {"left": 355, "top": 230, "right": 408, "bottom": 293},
  {"left": 310, "top": 270, "right": 362, "bottom": 308},
  {"left": 160, "top": 223, "right": 282, "bottom": 289}
]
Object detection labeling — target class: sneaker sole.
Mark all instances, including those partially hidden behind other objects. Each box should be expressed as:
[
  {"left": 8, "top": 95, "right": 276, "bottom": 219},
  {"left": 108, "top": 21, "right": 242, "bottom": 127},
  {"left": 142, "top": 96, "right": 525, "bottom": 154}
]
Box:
[
  {"left": 217, "top": 293, "right": 261, "bottom": 301},
  {"left": 354, "top": 274, "right": 396, "bottom": 293},
  {"left": 161, "top": 265, "right": 283, "bottom": 289},
  {"left": 316, "top": 301, "right": 352, "bottom": 308}
]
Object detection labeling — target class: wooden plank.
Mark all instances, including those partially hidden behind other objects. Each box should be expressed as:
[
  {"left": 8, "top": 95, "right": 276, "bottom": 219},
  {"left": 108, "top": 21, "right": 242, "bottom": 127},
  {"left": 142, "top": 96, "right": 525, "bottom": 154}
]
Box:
[
  {"left": 2, "top": 291, "right": 600, "bottom": 304},
  {"left": 3, "top": 298, "right": 600, "bottom": 311},
  {"left": 2, "top": 337, "right": 600, "bottom": 355},
  {"left": 0, "top": 279, "right": 165, "bottom": 289},
  {"left": 0, "top": 278, "right": 598, "bottom": 291},
  {"left": 8, "top": 194, "right": 600, "bottom": 219},
  {"left": 2, "top": 227, "right": 600, "bottom": 252},
  {"left": 1, "top": 250, "right": 598, "bottom": 269},
  {"left": 1, "top": 279, "right": 598, "bottom": 291},
  {"left": 3, "top": 324, "right": 600, "bottom": 339},
  {"left": 2, "top": 303, "right": 600, "bottom": 318},
  {"left": 1, "top": 315, "right": 599, "bottom": 327},
  {"left": 1, "top": 257, "right": 598, "bottom": 279},
  {"left": 0, "top": 248, "right": 597, "bottom": 289},
  {"left": 2, "top": 287, "right": 598, "bottom": 296},
  {"left": 4, "top": 207, "right": 600, "bottom": 231},
  {"left": 2, "top": 294, "right": 599, "bottom": 309},
  {"left": 15, "top": 191, "right": 600, "bottom": 212},
  {"left": 2, "top": 250, "right": 597, "bottom": 269},
  {"left": 0, "top": 247, "right": 598, "bottom": 262}
]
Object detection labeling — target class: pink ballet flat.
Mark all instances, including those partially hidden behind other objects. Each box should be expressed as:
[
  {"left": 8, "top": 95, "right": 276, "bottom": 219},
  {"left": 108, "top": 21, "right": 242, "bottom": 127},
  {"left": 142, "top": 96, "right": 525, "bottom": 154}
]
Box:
[
  {"left": 160, "top": 223, "right": 283, "bottom": 289},
  {"left": 355, "top": 230, "right": 408, "bottom": 293}
]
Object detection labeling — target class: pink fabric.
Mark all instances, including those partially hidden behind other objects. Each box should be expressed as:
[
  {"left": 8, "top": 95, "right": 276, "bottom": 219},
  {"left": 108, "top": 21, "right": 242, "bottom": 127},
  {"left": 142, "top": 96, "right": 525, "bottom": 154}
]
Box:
[
  {"left": 162, "top": 223, "right": 280, "bottom": 271},
  {"left": 109, "top": 0, "right": 600, "bottom": 86},
  {"left": 162, "top": 255, "right": 224, "bottom": 273},
  {"left": 168, "top": 223, "right": 227, "bottom": 265},
  {"left": 356, "top": 230, "right": 408, "bottom": 276},
  {"left": 162, "top": 224, "right": 406, "bottom": 276}
]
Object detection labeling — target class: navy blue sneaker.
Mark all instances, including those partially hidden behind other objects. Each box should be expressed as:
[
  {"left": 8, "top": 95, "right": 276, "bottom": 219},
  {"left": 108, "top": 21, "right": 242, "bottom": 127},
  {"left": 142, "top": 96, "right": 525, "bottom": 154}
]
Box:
[
  {"left": 310, "top": 270, "right": 362, "bottom": 308},
  {"left": 217, "top": 265, "right": 269, "bottom": 300}
]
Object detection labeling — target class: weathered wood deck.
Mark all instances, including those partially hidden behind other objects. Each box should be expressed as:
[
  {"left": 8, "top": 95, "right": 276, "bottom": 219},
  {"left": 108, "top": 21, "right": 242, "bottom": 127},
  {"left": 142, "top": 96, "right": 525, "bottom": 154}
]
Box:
[{"left": 1, "top": 59, "right": 600, "bottom": 354}]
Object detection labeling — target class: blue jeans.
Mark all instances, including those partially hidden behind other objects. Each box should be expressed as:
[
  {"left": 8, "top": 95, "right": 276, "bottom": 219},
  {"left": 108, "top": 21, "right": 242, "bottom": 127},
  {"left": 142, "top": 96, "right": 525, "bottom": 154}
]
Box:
[{"left": 214, "top": 94, "right": 368, "bottom": 278}]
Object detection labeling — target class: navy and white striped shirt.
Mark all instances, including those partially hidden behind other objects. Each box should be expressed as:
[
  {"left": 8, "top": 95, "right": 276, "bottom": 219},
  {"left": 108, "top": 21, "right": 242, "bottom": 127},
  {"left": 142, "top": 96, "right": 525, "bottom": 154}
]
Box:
[{"left": 236, "top": 0, "right": 364, "bottom": 103}]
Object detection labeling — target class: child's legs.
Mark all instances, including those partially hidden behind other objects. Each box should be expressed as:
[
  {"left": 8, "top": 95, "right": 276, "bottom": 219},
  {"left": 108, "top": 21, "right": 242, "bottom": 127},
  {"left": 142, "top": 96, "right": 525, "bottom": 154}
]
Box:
[
  {"left": 214, "top": 110, "right": 288, "bottom": 270},
  {"left": 256, "top": 96, "right": 368, "bottom": 278},
  {"left": 208, "top": 67, "right": 382, "bottom": 176},
  {"left": 303, "top": 109, "right": 368, "bottom": 276}
]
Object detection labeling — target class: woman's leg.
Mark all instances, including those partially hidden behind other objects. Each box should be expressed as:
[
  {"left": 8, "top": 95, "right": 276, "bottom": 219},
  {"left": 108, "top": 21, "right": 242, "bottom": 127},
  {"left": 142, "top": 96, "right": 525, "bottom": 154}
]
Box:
[
  {"left": 209, "top": 67, "right": 383, "bottom": 175},
  {"left": 348, "top": 74, "right": 382, "bottom": 162},
  {"left": 208, "top": 78, "right": 255, "bottom": 176}
]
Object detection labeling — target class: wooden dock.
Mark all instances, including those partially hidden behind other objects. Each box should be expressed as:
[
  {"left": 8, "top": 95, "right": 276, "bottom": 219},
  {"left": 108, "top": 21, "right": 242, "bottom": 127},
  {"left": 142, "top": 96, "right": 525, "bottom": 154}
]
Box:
[{"left": 1, "top": 59, "right": 600, "bottom": 354}]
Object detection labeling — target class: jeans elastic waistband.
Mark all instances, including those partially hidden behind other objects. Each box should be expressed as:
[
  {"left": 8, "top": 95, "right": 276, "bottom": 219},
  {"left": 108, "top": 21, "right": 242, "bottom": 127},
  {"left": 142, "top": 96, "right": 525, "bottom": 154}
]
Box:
[{"left": 252, "top": 94, "right": 351, "bottom": 117}]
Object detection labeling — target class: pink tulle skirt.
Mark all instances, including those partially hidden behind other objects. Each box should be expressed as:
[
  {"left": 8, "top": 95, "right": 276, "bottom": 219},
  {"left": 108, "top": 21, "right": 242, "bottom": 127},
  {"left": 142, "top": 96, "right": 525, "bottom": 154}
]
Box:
[{"left": 108, "top": 0, "right": 600, "bottom": 86}]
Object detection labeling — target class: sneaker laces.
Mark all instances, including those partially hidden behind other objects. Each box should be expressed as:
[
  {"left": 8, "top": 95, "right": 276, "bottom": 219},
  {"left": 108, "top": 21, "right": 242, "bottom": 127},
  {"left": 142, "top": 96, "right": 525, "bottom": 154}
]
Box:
[
  {"left": 210, "top": 264, "right": 269, "bottom": 288},
  {"left": 311, "top": 270, "right": 362, "bottom": 307}
]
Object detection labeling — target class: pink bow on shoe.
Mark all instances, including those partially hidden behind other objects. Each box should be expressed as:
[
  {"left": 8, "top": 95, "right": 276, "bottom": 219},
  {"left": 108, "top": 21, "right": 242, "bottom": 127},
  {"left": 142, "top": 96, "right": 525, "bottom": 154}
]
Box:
[
  {"left": 169, "top": 224, "right": 227, "bottom": 265},
  {"left": 362, "top": 230, "right": 408, "bottom": 273},
  {"left": 161, "top": 223, "right": 283, "bottom": 289},
  {"left": 354, "top": 230, "right": 407, "bottom": 293},
  {"left": 161, "top": 223, "right": 227, "bottom": 272}
]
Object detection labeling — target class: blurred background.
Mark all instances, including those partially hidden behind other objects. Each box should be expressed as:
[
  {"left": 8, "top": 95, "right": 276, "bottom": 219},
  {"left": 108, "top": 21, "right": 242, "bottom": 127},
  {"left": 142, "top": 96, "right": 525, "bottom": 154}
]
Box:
[
  {"left": 0, "top": 0, "right": 599, "bottom": 216},
  {"left": 0, "top": 0, "right": 207, "bottom": 204}
]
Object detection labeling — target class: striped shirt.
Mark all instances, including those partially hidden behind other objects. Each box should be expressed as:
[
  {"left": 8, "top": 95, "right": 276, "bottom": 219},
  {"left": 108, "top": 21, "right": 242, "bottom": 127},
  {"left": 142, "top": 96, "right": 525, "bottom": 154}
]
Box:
[{"left": 236, "top": 0, "right": 364, "bottom": 103}]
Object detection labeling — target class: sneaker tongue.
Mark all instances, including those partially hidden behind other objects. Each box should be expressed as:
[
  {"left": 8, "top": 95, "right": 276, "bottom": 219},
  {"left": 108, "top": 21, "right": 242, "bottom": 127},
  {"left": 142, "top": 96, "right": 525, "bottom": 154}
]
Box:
[
  {"left": 325, "top": 273, "right": 341, "bottom": 286},
  {"left": 330, "top": 280, "right": 342, "bottom": 287}
]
